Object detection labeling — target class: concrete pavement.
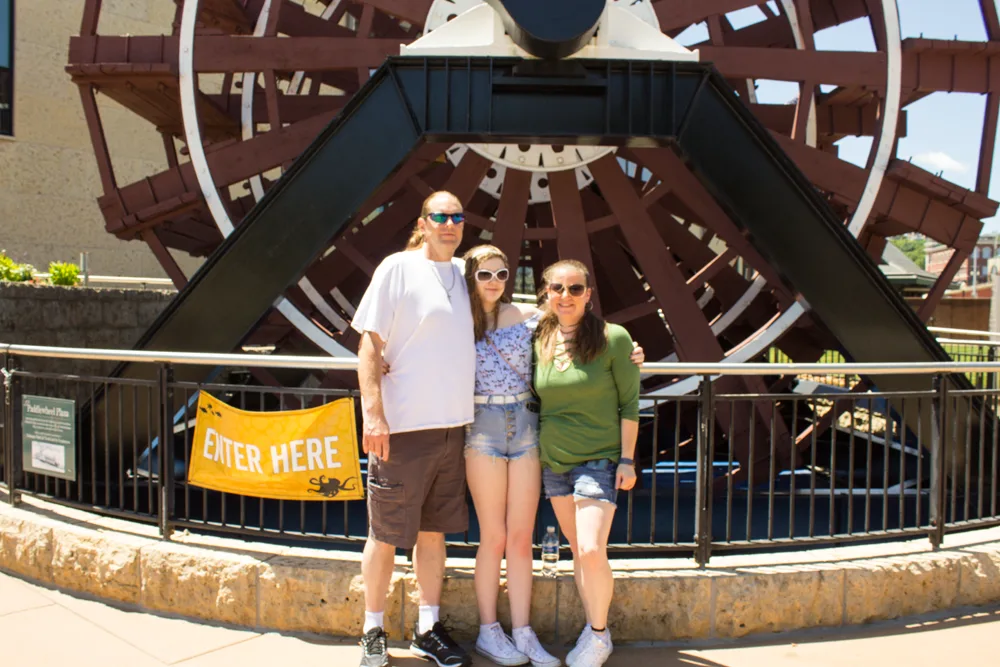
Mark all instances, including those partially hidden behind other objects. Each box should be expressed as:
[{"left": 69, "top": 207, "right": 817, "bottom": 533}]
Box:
[{"left": 2, "top": 569, "right": 999, "bottom": 666}]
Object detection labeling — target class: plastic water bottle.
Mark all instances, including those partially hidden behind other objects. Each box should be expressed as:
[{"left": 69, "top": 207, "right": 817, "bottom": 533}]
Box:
[{"left": 541, "top": 526, "right": 559, "bottom": 578}]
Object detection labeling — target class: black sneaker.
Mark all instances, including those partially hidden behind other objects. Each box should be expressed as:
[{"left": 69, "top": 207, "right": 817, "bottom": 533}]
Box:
[
  {"left": 409, "top": 622, "right": 472, "bottom": 667},
  {"left": 359, "top": 627, "right": 390, "bottom": 667}
]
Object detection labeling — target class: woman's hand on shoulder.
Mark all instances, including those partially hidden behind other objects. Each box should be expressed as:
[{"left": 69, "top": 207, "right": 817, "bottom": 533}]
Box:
[
  {"left": 630, "top": 341, "right": 645, "bottom": 367},
  {"left": 512, "top": 302, "right": 540, "bottom": 319}
]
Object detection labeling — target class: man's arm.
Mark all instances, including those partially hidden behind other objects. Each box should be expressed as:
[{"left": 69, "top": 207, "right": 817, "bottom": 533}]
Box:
[{"left": 358, "top": 331, "right": 391, "bottom": 461}]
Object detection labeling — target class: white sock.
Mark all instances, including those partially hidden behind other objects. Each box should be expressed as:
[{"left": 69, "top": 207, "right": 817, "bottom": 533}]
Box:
[
  {"left": 363, "top": 611, "right": 384, "bottom": 633},
  {"left": 418, "top": 605, "right": 440, "bottom": 635},
  {"left": 513, "top": 626, "right": 532, "bottom": 642}
]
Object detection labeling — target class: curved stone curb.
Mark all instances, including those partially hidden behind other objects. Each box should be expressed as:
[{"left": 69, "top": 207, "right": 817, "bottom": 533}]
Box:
[{"left": 3, "top": 495, "right": 1000, "bottom": 642}]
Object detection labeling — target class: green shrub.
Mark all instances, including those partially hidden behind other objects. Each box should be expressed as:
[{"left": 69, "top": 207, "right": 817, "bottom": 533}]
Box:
[
  {"left": 0, "top": 251, "right": 35, "bottom": 282},
  {"left": 48, "top": 261, "right": 81, "bottom": 286}
]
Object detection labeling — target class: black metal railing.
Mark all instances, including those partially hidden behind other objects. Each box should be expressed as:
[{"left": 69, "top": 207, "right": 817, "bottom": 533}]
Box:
[{"left": 2, "top": 343, "right": 1000, "bottom": 563}]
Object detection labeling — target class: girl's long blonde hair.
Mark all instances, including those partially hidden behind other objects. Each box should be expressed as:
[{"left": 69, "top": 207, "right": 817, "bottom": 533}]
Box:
[
  {"left": 535, "top": 259, "right": 607, "bottom": 365},
  {"left": 463, "top": 245, "right": 512, "bottom": 342}
]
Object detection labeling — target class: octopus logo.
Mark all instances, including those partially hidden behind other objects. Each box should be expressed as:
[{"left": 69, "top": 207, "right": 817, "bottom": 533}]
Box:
[{"left": 308, "top": 475, "right": 358, "bottom": 498}]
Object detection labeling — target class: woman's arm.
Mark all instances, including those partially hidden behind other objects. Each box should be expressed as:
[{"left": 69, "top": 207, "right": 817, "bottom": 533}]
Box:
[
  {"left": 608, "top": 325, "right": 642, "bottom": 490},
  {"left": 617, "top": 419, "right": 639, "bottom": 491}
]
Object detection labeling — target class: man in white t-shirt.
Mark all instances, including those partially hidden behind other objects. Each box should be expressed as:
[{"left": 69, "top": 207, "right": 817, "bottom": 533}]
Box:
[{"left": 351, "top": 191, "right": 476, "bottom": 667}]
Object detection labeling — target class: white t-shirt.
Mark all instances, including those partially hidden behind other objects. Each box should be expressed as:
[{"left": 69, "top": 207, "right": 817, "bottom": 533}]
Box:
[{"left": 351, "top": 250, "right": 475, "bottom": 434}]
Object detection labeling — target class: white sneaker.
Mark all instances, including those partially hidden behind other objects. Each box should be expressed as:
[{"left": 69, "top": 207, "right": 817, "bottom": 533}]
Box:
[
  {"left": 565, "top": 625, "right": 592, "bottom": 665},
  {"left": 567, "top": 631, "right": 612, "bottom": 667},
  {"left": 513, "top": 626, "right": 561, "bottom": 667},
  {"left": 476, "top": 622, "right": 530, "bottom": 666}
]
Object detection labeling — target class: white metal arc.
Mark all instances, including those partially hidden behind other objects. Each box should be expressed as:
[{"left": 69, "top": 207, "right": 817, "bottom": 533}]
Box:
[
  {"left": 847, "top": 0, "right": 902, "bottom": 237},
  {"left": 778, "top": 0, "right": 818, "bottom": 147},
  {"left": 179, "top": 0, "right": 354, "bottom": 358}
]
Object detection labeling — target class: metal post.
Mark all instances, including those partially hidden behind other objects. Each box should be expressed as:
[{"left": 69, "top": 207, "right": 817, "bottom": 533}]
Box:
[
  {"left": 694, "top": 375, "right": 714, "bottom": 566},
  {"left": 1, "top": 351, "right": 9, "bottom": 501},
  {"left": 4, "top": 353, "right": 21, "bottom": 507},
  {"left": 929, "top": 374, "right": 948, "bottom": 549},
  {"left": 79, "top": 252, "right": 89, "bottom": 287},
  {"left": 158, "top": 364, "right": 174, "bottom": 540},
  {"left": 989, "top": 346, "right": 996, "bottom": 391}
]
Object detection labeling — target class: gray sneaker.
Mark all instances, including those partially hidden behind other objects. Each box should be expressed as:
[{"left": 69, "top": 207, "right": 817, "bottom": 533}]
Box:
[{"left": 360, "top": 627, "right": 390, "bottom": 667}]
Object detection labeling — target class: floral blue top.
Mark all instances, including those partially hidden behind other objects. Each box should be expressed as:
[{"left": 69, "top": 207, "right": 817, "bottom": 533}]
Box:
[{"left": 474, "top": 312, "right": 540, "bottom": 396}]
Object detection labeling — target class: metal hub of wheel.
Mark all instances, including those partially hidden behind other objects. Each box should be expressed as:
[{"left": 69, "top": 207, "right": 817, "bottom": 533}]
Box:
[{"left": 424, "top": 0, "right": 662, "bottom": 203}]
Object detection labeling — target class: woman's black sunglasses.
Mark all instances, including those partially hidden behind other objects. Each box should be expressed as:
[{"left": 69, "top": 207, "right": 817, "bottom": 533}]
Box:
[{"left": 548, "top": 283, "right": 587, "bottom": 297}]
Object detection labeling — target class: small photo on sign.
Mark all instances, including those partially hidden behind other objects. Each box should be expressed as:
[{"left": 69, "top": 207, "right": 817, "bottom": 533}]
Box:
[{"left": 31, "top": 441, "right": 66, "bottom": 474}]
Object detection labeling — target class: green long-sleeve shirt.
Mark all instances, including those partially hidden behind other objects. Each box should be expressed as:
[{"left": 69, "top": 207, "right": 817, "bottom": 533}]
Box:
[{"left": 535, "top": 323, "right": 641, "bottom": 473}]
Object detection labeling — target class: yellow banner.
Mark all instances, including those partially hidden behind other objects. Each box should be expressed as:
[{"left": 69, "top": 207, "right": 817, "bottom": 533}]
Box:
[{"left": 188, "top": 392, "right": 363, "bottom": 501}]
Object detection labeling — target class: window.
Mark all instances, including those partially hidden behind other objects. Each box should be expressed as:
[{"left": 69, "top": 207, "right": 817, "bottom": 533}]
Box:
[
  {"left": 984, "top": 247, "right": 993, "bottom": 259},
  {"left": 0, "top": 0, "right": 10, "bottom": 136}
]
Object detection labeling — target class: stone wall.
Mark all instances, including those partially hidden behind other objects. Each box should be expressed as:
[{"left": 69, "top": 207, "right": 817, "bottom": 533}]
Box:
[
  {"left": 0, "top": 282, "right": 173, "bottom": 376},
  {"left": 4, "top": 494, "right": 1000, "bottom": 644}
]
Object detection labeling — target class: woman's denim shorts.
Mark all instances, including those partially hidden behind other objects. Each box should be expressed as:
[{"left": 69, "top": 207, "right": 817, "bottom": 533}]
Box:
[
  {"left": 543, "top": 459, "right": 618, "bottom": 505},
  {"left": 464, "top": 396, "right": 539, "bottom": 461}
]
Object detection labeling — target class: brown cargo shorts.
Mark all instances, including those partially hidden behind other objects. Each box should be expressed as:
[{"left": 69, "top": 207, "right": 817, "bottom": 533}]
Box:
[{"left": 366, "top": 426, "right": 468, "bottom": 550}]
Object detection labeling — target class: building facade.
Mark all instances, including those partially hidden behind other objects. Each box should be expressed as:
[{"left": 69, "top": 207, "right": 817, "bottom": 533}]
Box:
[
  {"left": 0, "top": 0, "right": 200, "bottom": 278},
  {"left": 925, "top": 234, "right": 1000, "bottom": 290}
]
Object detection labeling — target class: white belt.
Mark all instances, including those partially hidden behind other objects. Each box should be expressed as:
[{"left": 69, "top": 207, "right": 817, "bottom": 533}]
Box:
[{"left": 474, "top": 391, "right": 534, "bottom": 405}]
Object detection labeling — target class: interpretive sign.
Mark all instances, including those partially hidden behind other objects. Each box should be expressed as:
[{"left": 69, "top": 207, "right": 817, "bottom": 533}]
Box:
[{"left": 21, "top": 395, "right": 77, "bottom": 481}]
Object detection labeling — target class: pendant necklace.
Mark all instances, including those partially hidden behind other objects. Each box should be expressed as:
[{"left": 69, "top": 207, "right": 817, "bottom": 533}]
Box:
[
  {"left": 554, "top": 329, "right": 574, "bottom": 372},
  {"left": 431, "top": 260, "right": 458, "bottom": 302}
]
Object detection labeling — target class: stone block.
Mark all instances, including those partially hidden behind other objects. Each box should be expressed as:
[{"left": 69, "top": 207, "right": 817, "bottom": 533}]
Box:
[
  {"left": 1, "top": 518, "right": 54, "bottom": 582},
  {"left": 42, "top": 301, "right": 70, "bottom": 330},
  {"left": 714, "top": 567, "right": 842, "bottom": 638},
  {"left": 79, "top": 300, "right": 104, "bottom": 328},
  {"left": 49, "top": 525, "right": 141, "bottom": 604},
  {"left": 403, "top": 569, "right": 479, "bottom": 641},
  {"left": 84, "top": 329, "right": 122, "bottom": 351},
  {"left": 0, "top": 513, "right": 26, "bottom": 571},
  {"left": 844, "top": 553, "right": 962, "bottom": 624},
  {"left": 609, "top": 571, "right": 713, "bottom": 641},
  {"left": 140, "top": 543, "right": 259, "bottom": 626},
  {"left": 258, "top": 555, "right": 407, "bottom": 640},
  {"left": 9, "top": 301, "right": 45, "bottom": 331},
  {"left": 956, "top": 547, "right": 1000, "bottom": 606},
  {"left": 102, "top": 302, "right": 139, "bottom": 329},
  {"left": 54, "top": 330, "right": 87, "bottom": 349},
  {"left": 0, "top": 298, "right": 17, "bottom": 331},
  {"left": 138, "top": 299, "right": 169, "bottom": 326}
]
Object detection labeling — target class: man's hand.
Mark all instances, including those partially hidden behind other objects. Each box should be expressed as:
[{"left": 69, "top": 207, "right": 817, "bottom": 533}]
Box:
[
  {"left": 363, "top": 412, "right": 391, "bottom": 461},
  {"left": 358, "top": 330, "right": 390, "bottom": 460},
  {"left": 616, "top": 463, "right": 637, "bottom": 491}
]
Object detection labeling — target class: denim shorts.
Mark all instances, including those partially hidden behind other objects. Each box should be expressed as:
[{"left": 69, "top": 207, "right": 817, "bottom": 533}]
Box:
[
  {"left": 542, "top": 459, "right": 618, "bottom": 505},
  {"left": 464, "top": 397, "right": 539, "bottom": 460}
]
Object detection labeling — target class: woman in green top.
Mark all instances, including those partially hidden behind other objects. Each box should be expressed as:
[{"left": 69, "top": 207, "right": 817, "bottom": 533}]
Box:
[{"left": 534, "top": 260, "right": 640, "bottom": 667}]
